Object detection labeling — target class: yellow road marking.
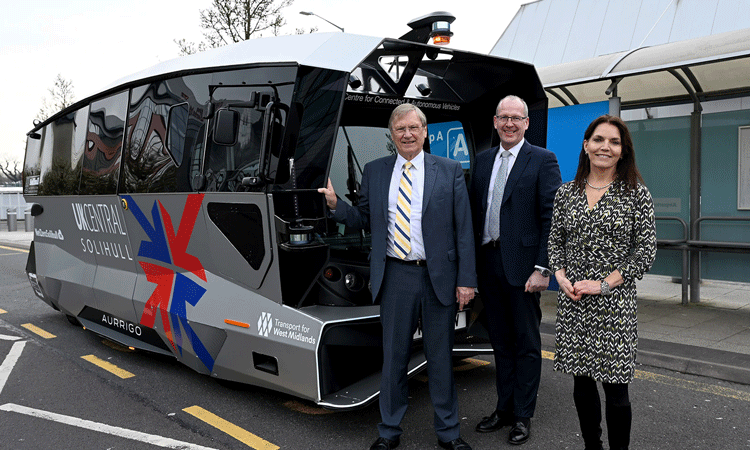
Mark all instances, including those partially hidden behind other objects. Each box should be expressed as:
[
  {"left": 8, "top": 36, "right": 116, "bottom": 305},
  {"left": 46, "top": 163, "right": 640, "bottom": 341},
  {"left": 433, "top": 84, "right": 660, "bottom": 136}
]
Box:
[
  {"left": 81, "top": 355, "right": 135, "bottom": 379},
  {"left": 0, "top": 308, "right": 6, "bottom": 314},
  {"left": 635, "top": 370, "right": 750, "bottom": 402},
  {"left": 183, "top": 405, "right": 279, "bottom": 450},
  {"left": 454, "top": 357, "right": 491, "bottom": 372},
  {"left": 543, "top": 350, "right": 750, "bottom": 402},
  {"left": 0, "top": 245, "right": 28, "bottom": 253},
  {"left": 21, "top": 323, "right": 56, "bottom": 339}
]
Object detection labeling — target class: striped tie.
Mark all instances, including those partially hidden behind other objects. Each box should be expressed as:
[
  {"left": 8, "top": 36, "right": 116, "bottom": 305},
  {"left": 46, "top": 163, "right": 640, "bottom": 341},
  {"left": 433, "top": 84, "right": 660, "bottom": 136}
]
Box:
[{"left": 394, "top": 161, "right": 412, "bottom": 259}]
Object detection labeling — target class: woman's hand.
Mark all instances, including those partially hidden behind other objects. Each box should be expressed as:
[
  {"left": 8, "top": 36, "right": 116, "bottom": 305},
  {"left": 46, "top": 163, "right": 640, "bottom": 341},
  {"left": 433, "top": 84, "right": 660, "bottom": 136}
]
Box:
[
  {"left": 572, "top": 280, "right": 601, "bottom": 296},
  {"left": 555, "top": 269, "right": 581, "bottom": 301}
]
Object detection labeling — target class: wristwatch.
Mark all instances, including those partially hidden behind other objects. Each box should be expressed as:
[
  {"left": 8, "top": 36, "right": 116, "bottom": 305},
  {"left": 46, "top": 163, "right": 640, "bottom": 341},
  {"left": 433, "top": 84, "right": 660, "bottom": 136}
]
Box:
[
  {"left": 535, "top": 267, "right": 552, "bottom": 277},
  {"left": 600, "top": 280, "right": 612, "bottom": 296}
]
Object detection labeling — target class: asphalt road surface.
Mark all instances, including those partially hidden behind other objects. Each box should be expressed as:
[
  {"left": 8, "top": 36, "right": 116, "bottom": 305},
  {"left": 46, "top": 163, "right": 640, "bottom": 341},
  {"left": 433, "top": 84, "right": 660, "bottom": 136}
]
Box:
[{"left": 1, "top": 244, "right": 749, "bottom": 449}]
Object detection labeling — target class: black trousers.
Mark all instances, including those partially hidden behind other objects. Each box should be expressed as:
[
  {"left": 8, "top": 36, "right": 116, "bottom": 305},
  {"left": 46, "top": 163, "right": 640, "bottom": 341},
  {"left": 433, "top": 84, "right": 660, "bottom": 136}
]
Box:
[{"left": 478, "top": 245, "right": 542, "bottom": 419}]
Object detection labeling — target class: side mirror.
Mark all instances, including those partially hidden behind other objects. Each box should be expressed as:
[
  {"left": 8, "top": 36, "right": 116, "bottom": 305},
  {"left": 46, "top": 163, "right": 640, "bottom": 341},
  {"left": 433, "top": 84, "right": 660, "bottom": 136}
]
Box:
[{"left": 213, "top": 108, "right": 239, "bottom": 146}]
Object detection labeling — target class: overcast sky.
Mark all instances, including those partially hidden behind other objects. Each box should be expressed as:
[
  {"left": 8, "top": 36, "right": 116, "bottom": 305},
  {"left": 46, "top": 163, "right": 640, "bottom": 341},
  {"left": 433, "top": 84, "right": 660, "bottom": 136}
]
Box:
[{"left": 0, "top": 0, "right": 524, "bottom": 163}]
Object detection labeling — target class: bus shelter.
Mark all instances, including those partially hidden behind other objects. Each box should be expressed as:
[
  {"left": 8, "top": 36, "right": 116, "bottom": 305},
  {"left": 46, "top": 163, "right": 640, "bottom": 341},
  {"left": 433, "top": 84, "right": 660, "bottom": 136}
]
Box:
[{"left": 538, "top": 27, "right": 750, "bottom": 304}]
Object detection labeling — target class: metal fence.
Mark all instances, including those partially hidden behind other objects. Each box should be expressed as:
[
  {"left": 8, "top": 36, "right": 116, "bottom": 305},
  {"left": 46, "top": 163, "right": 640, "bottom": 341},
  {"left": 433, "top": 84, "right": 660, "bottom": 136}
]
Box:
[{"left": 0, "top": 187, "right": 29, "bottom": 221}]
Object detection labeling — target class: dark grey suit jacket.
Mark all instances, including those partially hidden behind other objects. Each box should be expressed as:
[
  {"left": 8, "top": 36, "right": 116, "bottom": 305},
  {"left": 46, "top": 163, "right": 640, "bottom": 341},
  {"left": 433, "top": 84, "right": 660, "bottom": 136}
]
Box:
[{"left": 333, "top": 152, "right": 477, "bottom": 306}]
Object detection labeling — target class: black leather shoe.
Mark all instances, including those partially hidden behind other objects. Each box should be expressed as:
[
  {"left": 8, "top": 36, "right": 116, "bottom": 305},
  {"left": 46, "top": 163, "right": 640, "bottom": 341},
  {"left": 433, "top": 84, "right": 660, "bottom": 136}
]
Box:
[
  {"left": 475, "top": 411, "right": 513, "bottom": 433},
  {"left": 438, "top": 437, "right": 472, "bottom": 450},
  {"left": 508, "top": 421, "right": 531, "bottom": 445},
  {"left": 369, "top": 437, "right": 399, "bottom": 450}
]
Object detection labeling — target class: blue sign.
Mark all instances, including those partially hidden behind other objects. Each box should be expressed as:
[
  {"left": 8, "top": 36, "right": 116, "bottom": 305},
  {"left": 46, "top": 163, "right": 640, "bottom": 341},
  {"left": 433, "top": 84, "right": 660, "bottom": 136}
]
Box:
[
  {"left": 427, "top": 121, "right": 470, "bottom": 169},
  {"left": 547, "top": 101, "right": 610, "bottom": 182}
]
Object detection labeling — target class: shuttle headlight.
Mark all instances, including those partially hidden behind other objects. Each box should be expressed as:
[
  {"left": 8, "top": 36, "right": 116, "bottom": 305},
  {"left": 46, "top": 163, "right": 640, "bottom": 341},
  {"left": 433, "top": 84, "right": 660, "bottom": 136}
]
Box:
[{"left": 344, "top": 272, "right": 364, "bottom": 292}]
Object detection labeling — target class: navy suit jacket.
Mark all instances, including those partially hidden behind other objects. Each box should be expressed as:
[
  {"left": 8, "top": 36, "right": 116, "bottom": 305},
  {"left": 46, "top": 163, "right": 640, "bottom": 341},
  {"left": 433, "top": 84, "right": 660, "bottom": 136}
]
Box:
[
  {"left": 333, "top": 152, "right": 477, "bottom": 306},
  {"left": 470, "top": 140, "right": 561, "bottom": 286}
]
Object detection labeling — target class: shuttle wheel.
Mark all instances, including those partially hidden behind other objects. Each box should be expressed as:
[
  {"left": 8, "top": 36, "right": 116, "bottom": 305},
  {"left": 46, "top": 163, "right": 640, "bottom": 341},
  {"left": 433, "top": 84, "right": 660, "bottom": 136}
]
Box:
[{"left": 66, "top": 314, "right": 81, "bottom": 327}]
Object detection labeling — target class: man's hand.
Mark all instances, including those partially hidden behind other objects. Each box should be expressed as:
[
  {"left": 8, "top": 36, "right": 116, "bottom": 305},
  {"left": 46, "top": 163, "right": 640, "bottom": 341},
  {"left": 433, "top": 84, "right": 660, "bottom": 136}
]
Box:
[
  {"left": 456, "top": 286, "right": 475, "bottom": 311},
  {"left": 524, "top": 270, "right": 550, "bottom": 293},
  {"left": 317, "top": 178, "right": 338, "bottom": 210}
]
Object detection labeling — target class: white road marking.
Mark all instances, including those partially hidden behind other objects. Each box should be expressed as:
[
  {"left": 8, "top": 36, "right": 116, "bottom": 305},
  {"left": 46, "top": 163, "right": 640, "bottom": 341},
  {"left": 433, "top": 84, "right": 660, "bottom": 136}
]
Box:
[
  {"left": 0, "top": 334, "right": 23, "bottom": 341},
  {"left": 0, "top": 403, "right": 220, "bottom": 450},
  {"left": 0, "top": 341, "right": 26, "bottom": 395}
]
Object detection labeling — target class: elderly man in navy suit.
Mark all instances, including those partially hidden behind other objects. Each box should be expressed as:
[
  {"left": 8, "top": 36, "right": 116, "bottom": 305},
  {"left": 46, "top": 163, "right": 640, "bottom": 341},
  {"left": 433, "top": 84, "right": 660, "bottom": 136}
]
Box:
[
  {"left": 318, "top": 104, "right": 476, "bottom": 450},
  {"left": 470, "top": 95, "right": 562, "bottom": 445}
]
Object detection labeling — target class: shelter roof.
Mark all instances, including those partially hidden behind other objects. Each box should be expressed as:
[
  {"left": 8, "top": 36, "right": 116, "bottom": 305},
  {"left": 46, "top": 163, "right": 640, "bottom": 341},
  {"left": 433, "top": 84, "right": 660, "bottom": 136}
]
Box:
[{"left": 538, "top": 27, "right": 750, "bottom": 108}]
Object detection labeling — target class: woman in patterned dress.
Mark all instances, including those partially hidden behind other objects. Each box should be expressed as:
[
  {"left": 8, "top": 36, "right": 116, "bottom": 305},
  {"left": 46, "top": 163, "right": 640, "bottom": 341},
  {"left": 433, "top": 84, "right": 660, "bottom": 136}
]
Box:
[{"left": 548, "top": 115, "right": 656, "bottom": 450}]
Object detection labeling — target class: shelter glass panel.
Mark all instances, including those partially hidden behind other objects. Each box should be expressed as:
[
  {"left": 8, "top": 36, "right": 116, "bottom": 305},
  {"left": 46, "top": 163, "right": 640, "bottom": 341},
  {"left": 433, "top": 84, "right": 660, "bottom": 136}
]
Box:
[
  {"left": 740, "top": 126, "right": 750, "bottom": 210},
  {"left": 628, "top": 115, "right": 690, "bottom": 279}
]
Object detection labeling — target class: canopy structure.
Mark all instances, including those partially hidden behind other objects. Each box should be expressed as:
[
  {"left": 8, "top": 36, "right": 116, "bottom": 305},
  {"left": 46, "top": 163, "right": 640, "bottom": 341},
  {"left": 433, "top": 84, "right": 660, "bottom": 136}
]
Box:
[{"left": 539, "top": 27, "right": 750, "bottom": 109}]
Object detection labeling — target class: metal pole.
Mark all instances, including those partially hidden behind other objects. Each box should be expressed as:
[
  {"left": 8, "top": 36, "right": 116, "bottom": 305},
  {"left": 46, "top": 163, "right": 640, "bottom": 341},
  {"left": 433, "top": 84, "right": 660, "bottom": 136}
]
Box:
[
  {"left": 608, "top": 96, "right": 621, "bottom": 117},
  {"left": 7, "top": 208, "right": 17, "bottom": 232},
  {"left": 689, "top": 108, "right": 702, "bottom": 303},
  {"left": 299, "top": 11, "right": 344, "bottom": 32}
]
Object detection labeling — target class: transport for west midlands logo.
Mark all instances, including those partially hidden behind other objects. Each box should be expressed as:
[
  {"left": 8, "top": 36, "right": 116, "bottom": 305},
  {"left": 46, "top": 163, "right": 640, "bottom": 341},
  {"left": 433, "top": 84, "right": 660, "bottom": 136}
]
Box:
[{"left": 258, "top": 312, "right": 272, "bottom": 337}]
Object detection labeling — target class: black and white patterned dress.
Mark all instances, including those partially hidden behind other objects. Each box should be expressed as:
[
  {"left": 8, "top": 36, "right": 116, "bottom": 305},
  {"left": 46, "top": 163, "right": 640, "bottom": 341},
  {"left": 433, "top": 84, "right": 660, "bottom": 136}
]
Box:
[{"left": 548, "top": 180, "right": 656, "bottom": 383}]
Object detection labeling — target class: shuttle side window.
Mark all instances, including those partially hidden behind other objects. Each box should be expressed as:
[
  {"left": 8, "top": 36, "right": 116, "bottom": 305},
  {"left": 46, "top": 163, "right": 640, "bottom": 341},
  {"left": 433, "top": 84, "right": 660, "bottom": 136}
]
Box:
[
  {"left": 36, "top": 108, "right": 89, "bottom": 196},
  {"left": 80, "top": 91, "right": 128, "bottom": 195},
  {"left": 166, "top": 102, "right": 190, "bottom": 166},
  {"left": 122, "top": 74, "right": 210, "bottom": 193},
  {"left": 275, "top": 67, "right": 347, "bottom": 191},
  {"left": 23, "top": 128, "right": 43, "bottom": 196},
  {"left": 204, "top": 88, "right": 266, "bottom": 193},
  {"left": 201, "top": 66, "right": 297, "bottom": 192}
]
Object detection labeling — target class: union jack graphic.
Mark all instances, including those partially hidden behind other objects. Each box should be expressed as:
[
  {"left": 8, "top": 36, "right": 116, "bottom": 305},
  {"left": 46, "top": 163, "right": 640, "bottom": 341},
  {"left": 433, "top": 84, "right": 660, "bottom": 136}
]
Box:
[{"left": 122, "top": 193, "right": 214, "bottom": 371}]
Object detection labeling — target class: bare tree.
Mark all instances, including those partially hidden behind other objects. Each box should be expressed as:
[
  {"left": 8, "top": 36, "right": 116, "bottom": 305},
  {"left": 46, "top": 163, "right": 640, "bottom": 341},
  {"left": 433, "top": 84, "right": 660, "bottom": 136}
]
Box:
[
  {"left": 294, "top": 26, "right": 317, "bottom": 35},
  {"left": 0, "top": 160, "right": 22, "bottom": 184},
  {"left": 176, "top": 0, "right": 317, "bottom": 55},
  {"left": 37, "top": 74, "right": 75, "bottom": 122}
]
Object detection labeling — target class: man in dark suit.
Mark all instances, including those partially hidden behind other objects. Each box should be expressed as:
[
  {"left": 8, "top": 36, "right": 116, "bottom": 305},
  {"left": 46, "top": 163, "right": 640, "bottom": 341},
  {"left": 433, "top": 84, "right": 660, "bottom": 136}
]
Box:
[
  {"left": 318, "top": 104, "right": 476, "bottom": 450},
  {"left": 470, "top": 95, "right": 561, "bottom": 445}
]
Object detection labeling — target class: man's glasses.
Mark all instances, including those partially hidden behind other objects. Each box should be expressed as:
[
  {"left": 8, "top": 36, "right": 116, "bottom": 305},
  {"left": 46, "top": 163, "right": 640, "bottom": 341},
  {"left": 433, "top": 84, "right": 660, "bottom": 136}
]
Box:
[
  {"left": 494, "top": 115, "right": 528, "bottom": 124},
  {"left": 392, "top": 125, "right": 423, "bottom": 135}
]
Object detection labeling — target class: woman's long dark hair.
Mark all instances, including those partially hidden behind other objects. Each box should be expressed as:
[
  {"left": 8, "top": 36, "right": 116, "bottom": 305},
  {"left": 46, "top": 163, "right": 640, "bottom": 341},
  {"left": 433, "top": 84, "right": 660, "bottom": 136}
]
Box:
[{"left": 573, "top": 114, "right": 644, "bottom": 193}]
